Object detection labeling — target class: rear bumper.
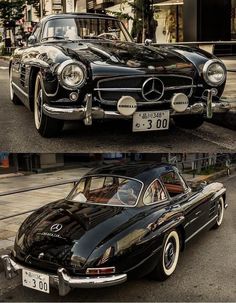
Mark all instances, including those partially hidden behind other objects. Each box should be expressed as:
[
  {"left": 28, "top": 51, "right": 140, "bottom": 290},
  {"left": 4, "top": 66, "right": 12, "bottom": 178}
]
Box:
[
  {"left": 43, "top": 93, "right": 233, "bottom": 125},
  {"left": 0, "top": 255, "right": 127, "bottom": 296}
]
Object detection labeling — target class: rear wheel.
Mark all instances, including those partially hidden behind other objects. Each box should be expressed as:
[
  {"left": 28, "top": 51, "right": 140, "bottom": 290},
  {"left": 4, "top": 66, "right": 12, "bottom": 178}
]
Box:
[
  {"left": 150, "top": 230, "right": 180, "bottom": 281},
  {"left": 34, "top": 72, "right": 64, "bottom": 138},
  {"left": 9, "top": 66, "right": 22, "bottom": 105},
  {"left": 173, "top": 115, "right": 204, "bottom": 129},
  {"left": 213, "top": 197, "right": 225, "bottom": 229}
]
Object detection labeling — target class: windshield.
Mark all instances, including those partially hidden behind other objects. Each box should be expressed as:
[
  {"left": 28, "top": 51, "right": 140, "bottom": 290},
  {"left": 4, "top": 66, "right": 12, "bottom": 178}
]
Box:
[
  {"left": 42, "top": 17, "right": 132, "bottom": 42},
  {"left": 67, "top": 175, "right": 142, "bottom": 207}
]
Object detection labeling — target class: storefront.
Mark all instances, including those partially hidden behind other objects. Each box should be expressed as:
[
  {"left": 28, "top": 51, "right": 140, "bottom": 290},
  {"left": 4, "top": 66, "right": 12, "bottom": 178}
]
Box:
[{"left": 153, "top": 0, "right": 184, "bottom": 43}]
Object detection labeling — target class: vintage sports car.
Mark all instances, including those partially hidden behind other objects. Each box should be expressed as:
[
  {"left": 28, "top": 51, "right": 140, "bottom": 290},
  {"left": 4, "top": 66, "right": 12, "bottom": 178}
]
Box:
[
  {"left": 1, "top": 163, "right": 227, "bottom": 296},
  {"left": 9, "top": 13, "right": 232, "bottom": 137}
]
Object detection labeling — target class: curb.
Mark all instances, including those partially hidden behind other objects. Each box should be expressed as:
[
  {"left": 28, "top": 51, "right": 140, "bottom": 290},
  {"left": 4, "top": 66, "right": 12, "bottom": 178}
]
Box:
[
  {"left": 0, "top": 56, "right": 10, "bottom": 62},
  {"left": 189, "top": 167, "right": 236, "bottom": 188},
  {"left": 0, "top": 172, "right": 24, "bottom": 180}
]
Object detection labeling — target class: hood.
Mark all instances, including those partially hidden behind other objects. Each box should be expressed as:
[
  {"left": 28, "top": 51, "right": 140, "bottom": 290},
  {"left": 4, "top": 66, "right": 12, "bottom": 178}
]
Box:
[
  {"left": 57, "top": 40, "right": 196, "bottom": 77},
  {"left": 15, "top": 200, "right": 143, "bottom": 270}
]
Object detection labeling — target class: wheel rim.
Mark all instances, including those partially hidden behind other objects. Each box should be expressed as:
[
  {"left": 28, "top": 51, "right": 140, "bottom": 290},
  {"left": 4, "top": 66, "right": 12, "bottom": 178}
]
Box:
[
  {"left": 164, "top": 240, "right": 176, "bottom": 270},
  {"left": 216, "top": 199, "right": 224, "bottom": 226},
  {"left": 9, "top": 69, "right": 14, "bottom": 100},
  {"left": 162, "top": 231, "right": 180, "bottom": 276},
  {"left": 34, "top": 76, "right": 43, "bottom": 130}
]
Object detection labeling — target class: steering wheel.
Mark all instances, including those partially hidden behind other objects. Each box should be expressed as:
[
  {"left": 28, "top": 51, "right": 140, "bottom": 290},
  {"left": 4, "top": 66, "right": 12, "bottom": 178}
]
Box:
[{"left": 117, "top": 188, "right": 137, "bottom": 205}]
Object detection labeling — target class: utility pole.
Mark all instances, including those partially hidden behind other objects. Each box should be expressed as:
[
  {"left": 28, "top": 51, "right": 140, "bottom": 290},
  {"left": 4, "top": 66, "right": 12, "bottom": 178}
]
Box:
[{"left": 40, "top": 0, "right": 44, "bottom": 20}]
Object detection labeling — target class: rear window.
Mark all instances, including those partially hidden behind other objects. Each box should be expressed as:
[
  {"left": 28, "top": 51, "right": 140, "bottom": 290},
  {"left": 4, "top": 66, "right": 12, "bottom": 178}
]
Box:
[{"left": 67, "top": 175, "right": 142, "bottom": 207}]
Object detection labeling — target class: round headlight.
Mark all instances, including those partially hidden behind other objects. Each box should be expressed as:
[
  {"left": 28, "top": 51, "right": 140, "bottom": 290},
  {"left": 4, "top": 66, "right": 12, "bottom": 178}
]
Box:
[
  {"left": 203, "top": 59, "right": 226, "bottom": 86},
  {"left": 58, "top": 60, "right": 86, "bottom": 89}
]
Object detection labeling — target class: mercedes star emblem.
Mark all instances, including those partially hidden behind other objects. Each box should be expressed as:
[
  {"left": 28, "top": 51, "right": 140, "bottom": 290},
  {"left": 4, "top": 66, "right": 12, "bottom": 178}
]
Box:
[
  {"left": 50, "top": 223, "right": 63, "bottom": 233},
  {"left": 142, "top": 77, "right": 164, "bottom": 102}
]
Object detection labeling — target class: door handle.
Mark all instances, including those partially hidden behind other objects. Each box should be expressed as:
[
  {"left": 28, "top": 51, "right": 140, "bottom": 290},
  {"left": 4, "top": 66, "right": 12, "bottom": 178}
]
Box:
[{"left": 195, "top": 211, "right": 202, "bottom": 216}]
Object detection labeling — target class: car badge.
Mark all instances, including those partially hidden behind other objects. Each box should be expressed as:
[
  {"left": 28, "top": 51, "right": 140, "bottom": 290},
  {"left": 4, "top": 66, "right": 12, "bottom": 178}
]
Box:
[
  {"left": 142, "top": 77, "right": 164, "bottom": 102},
  {"left": 50, "top": 223, "right": 63, "bottom": 233}
]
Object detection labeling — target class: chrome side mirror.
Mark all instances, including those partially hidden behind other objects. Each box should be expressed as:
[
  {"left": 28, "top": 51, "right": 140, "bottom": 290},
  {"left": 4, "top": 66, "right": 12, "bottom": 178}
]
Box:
[
  {"left": 145, "top": 39, "right": 153, "bottom": 46},
  {"left": 200, "top": 181, "right": 208, "bottom": 189},
  {"left": 28, "top": 34, "right": 37, "bottom": 46}
]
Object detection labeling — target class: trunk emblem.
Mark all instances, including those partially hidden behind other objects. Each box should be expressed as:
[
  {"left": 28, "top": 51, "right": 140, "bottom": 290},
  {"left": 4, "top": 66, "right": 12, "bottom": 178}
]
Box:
[{"left": 50, "top": 223, "right": 63, "bottom": 233}]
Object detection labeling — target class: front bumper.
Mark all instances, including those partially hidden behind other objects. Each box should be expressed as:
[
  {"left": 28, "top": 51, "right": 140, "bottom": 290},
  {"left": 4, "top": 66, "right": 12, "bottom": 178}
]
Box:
[
  {"left": 0, "top": 255, "right": 127, "bottom": 296},
  {"left": 43, "top": 92, "right": 233, "bottom": 125}
]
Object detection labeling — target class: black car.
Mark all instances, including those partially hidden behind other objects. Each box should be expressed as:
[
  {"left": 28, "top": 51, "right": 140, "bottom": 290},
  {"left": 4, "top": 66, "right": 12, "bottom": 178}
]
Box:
[
  {"left": 9, "top": 13, "right": 231, "bottom": 137},
  {"left": 1, "top": 163, "right": 227, "bottom": 296}
]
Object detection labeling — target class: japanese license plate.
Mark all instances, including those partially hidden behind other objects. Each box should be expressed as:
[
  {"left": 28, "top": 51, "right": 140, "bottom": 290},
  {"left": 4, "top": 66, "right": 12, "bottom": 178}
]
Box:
[
  {"left": 133, "top": 110, "right": 170, "bottom": 132},
  {"left": 22, "top": 269, "right": 50, "bottom": 293}
]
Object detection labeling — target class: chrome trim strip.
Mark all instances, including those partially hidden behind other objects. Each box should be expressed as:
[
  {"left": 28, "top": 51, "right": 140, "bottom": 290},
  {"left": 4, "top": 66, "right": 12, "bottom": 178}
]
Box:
[
  {"left": 94, "top": 88, "right": 142, "bottom": 92},
  {"left": 185, "top": 215, "right": 218, "bottom": 243},
  {"left": 12, "top": 82, "right": 28, "bottom": 98}
]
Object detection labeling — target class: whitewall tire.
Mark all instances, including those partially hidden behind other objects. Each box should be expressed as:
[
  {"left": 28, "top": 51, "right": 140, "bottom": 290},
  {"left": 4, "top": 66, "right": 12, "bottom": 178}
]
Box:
[
  {"left": 151, "top": 229, "right": 180, "bottom": 281},
  {"left": 213, "top": 197, "right": 225, "bottom": 229}
]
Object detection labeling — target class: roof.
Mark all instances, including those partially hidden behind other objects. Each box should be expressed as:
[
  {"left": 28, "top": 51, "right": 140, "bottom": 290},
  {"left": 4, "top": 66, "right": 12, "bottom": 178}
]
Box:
[
  {"left": 86, "top": 162, "right": 175, "bottom": 184},
  {"left": 41, "top": 13, "right": 117, "bottom": 23}
]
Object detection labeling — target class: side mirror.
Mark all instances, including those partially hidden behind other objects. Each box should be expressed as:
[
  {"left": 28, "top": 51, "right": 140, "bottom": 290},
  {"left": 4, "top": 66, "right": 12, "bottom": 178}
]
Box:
[
  {"left": 145, "top": 39, "right": 153, "bottom": 46},
  {"left": 28, "top": 34, "right": 37, "bottom": 46},
  {"left": 133, "top": 37, "right": 138, "bottom": 43}
]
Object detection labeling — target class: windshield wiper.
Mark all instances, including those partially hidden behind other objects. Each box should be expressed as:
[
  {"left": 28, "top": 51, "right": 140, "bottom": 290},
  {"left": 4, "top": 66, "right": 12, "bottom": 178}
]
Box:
[{"left": 41, "top": 36, "right": 66, "bottom": 42}]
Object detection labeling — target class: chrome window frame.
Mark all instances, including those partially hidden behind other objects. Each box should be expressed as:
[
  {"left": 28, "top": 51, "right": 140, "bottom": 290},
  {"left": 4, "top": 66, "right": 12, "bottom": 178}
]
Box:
[{"left": 143, "top": 178, "right": 169, "bottom": 206}]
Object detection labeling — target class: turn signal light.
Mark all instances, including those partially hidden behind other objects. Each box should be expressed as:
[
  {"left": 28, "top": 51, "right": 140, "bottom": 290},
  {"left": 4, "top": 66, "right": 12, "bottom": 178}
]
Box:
[{"left": 86, "top": 267, "right": 116, "bottom": 275}]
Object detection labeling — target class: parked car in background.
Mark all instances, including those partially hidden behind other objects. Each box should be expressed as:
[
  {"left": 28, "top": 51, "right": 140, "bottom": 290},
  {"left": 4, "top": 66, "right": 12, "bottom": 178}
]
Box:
[
  {"left": 1, "top": 162, "right": 227, "bottom": 296},
  {"left": 9, "top": 13, "right": 231, "bottom": 137}
]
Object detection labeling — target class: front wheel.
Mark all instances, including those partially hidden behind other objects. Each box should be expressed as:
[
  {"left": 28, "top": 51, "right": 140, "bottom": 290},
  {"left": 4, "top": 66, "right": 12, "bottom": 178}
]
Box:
[
  {"left": 150, "top": 230, "right": 180, "bottom": 281},
  {"left": 34, "top": 72, "right": 64, "bottom": 138},
  {"left": 213, "top": 197, "right": 225, "bottom": 229},
  {"left": 173, "top": 115, "right": 204, "bottom": 129}
]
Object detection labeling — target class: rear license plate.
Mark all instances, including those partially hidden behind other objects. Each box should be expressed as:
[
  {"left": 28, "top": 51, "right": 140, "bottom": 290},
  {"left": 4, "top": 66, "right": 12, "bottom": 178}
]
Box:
[
  {"left": 22, "top": 269, "right": 50, "bottom": 294},
  {"left": 133, "top": 110, "right": 170, "bottom": 132}
]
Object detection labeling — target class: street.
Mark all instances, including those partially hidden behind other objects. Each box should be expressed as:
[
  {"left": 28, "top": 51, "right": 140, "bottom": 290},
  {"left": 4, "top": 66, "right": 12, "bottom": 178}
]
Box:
[
  {"left": 0, "top": 172, "right": 235, "bottom": 302},
  {"left": 0, "top": 58, "right": 235, "bottom": 153}
]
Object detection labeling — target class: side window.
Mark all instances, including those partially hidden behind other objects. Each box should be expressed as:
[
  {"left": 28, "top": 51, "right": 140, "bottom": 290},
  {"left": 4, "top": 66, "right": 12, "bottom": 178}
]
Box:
[
  {"left": 104, "top": 176, "right": 114, "bottom": 187},
  {"left": 144, "top": 179, "right": 167, "bottom": 205},
  {"left": 161, "top": 171, "right": 185, "bottom": 197}
]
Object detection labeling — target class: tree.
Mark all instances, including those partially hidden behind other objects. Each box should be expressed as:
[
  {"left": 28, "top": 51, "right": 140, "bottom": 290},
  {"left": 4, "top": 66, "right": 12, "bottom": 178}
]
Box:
[{"left": 107, "top": 0, "right": 155, "bottom": 43}]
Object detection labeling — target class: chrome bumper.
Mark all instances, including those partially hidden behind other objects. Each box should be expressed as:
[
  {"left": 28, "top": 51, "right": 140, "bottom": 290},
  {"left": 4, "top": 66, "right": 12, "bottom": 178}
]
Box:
[
  {"left": 43, "top": 93, "right": 234, "bottom": 125},
  {"left": 0, "top": 255, "right": 127, "bottom": 296}
]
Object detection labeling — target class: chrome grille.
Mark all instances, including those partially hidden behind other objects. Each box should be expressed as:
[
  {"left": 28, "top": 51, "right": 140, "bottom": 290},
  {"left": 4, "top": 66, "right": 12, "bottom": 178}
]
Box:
[{"left": 96, "top": 75, "right": 196, "bottom": 105}]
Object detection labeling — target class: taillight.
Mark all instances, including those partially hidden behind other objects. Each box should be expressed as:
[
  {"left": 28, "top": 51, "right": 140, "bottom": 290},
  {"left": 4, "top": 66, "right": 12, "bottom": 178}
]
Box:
[{"left": 86, "top": 267, "right": 116, "bottom": 275}]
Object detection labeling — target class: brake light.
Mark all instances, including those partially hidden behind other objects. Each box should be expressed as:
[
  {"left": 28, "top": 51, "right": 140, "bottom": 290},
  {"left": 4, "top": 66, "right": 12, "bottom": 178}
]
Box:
[{"left": 86, "top": 267, "right": 116, "bottom": 275}]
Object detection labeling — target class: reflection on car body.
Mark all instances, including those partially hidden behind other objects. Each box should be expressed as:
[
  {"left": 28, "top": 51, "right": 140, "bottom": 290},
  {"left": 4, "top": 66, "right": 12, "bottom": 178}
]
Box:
[{"left": 1, "top": 162, "right": 227, "bottom": 296}]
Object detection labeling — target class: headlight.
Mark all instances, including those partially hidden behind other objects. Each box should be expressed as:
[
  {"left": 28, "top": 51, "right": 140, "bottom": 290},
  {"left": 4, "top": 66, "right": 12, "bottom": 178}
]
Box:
[
  {"left": 57, "top": 60, "right": 86, "bottom": 89},
  {"left": 203, "top": 59, "right": 226, "bottom": 86}
]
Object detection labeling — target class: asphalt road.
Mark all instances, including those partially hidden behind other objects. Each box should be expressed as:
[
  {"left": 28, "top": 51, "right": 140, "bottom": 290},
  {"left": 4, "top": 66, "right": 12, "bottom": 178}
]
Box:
[
  {"left": 0, "top": 59, "right": 235, "bottom": 153},
  {"left": 0, "top": 173, "right": 235, "bottom": 302}
]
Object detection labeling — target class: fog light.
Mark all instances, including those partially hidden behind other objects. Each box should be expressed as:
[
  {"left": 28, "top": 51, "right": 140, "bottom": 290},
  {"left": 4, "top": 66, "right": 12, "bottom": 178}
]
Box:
[
  {"left": 69, "top": 92, "right": 79, "bottom": 101},
  {"left": 86, "top": 267, "right": 116, "bottom": 275},
  {"left": 117, "top": 96, "right": 137, "bottom": 116},
  {"left": 171, "top": 93, "right": 189, "bottom": 112}
]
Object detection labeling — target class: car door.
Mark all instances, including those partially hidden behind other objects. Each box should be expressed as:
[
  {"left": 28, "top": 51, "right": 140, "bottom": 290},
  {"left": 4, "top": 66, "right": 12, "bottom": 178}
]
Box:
[{"left": 160, "top": 169, "right": 209, "bottom": 241}]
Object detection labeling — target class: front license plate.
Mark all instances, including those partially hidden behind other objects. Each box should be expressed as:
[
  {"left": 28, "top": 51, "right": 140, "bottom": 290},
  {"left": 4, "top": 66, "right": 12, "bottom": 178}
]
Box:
[
  {"left": 22, "top": 269, "right": 50, "bottom": 294},
  {"left": 133, "top": 110, "right": 170, "bottom": 132}
]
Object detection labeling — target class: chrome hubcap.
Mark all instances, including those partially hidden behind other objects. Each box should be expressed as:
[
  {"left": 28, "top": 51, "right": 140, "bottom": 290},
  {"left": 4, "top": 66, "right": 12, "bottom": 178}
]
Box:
[{"left": 164, "top": 240, "right": 176, "bottom": 269}]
